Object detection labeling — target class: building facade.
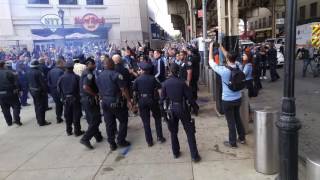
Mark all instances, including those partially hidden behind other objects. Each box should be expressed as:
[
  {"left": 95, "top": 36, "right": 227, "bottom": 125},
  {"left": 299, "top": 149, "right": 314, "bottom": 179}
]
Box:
[
  {"left": 297, "top": 0, "right": 320, "bottom": 25},
  {"left": 0, "top": 0, "right": 173, "bottom": 50},
  {"left": 246, "top": 7, "right": 285, "bottom": 42}
]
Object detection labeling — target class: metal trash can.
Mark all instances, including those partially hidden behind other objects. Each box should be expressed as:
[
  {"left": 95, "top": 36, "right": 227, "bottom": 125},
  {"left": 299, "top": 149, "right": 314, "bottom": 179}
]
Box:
[
  {"left": 240, "top": 89, "right": 250, "bottom": 134},
  {"left": 254, "top": 107, "right": 279, "bottom": 175},
  {"left": 306, "top": 154, "right": 320, "bottom": 180}
]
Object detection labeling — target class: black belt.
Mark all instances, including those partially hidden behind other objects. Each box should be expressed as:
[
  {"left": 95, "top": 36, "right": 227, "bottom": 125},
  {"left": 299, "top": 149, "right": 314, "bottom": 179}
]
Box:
[
  {"left": 65, "top": 95, "right": 74, "bottom": 98},
  {"left": 140, "top": 94, "right": 153, "bottom": 98},
  {"left": 0, "top": 91, "right": 7, "bottom": 95}
]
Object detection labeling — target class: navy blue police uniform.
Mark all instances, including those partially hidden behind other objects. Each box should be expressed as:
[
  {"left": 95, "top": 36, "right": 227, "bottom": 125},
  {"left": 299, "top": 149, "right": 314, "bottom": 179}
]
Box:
[
  {"left": 80, "top": 59, "right": 103, "bottom": 149},
  {"left": 57, "top": 62, "right": 84, "bottom": 136},
  {"left": 160, "top": 63, "right": 201, "bottom": 162},
  {"left": 26, "top": 60, "right": 51, "bottom": 126},
  {"left": 97, "top": 66, "right": 130, "bottom": 150},
  {"left": 188, "top": 48, "right": 200, "bottom": 100},
  {"left": 132, "top": 62, "right": 165, "bottom": 146},
  {"left": 0, "top": 61, "right": 22, "bottom": 126},
  {"left": 48, "top": 65, "right": 64, "bottom": 123}
]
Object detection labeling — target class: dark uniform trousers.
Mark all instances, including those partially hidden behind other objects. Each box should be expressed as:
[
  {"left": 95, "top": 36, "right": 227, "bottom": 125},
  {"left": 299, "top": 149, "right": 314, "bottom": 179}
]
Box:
[
  {"left": 101, "top": 99, "right": 128, "bottom": 144},
  {"left": 190, "top": 80, "right": 198, "bottom": 100},
  {"left": 269, "top": 61, "right": 280, "bottom": 81},
  {"left": 81, "top": 97, "right": 102, "bottom": 141},
  {"left": 64, "top": 96, "right": 82, "bottom": 134},
  {"left": 51, "top": 89, "right": 63, "bottom": 120},
  {"left": 168, "top": 103, "right": 199, "bottom": 159},
  {"left": 222, "top": 99, "right": 245, "bottom": 146},
  {"left": 0, "top": 94, "right": 21, "bottom": 125},
  {"left": 138, "top": 97, "right": 163, "bottom": 144},
  {"left": 31, "top": 92, "right": 47, "bottom": 125}
]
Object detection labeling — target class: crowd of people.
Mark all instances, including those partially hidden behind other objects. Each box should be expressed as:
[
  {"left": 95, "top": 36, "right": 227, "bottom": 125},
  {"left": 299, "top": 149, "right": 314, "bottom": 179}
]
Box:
[{"left": 2, "top": 38, "right": 306, "bottom": 162}]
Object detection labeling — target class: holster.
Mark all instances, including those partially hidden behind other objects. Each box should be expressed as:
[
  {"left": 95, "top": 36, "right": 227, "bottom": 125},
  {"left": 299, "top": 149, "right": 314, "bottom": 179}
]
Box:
[{"left": 109, "top": 96, "right": 125, "bottom": 109}]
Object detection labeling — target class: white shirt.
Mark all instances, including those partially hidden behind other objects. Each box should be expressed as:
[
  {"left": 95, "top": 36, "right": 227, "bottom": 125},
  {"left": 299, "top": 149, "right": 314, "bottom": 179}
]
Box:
[{"left": 198, "top": 37, "right": 205, "bottom": 52}]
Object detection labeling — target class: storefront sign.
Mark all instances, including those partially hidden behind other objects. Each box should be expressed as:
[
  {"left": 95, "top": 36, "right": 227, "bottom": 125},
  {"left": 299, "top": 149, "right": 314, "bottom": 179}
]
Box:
[
  {"left": 74, "top": 13, "right": 105, "bottom": 32},
  {"left": 40, "top": 14, "right": 62, "bottom": 32}
]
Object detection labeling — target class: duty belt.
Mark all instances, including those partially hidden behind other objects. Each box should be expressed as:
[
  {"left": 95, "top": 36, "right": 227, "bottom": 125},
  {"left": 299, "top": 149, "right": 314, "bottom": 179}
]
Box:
[
  {"left": 65, "top": 95, "right": 74, "bottom": 98},
  {"left": 140, "top": 94, "right": 153, "bottom": 98},
  {"left": 0, "top": 91, "right": 7, "bottom": 95}
]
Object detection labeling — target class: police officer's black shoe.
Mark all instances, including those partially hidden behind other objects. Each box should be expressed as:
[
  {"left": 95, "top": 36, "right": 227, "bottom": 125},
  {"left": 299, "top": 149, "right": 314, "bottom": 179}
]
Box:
[
  {"left": 57, "top": 118, "right": 63, "bottom": 124},
  {"left": 117, "top": 140, "right": 131, "bottom": 147},
  {"left": 39, "top": 121, "right": 52, "bottom": 126},
  {"left": 148, "top": 142, "right": 154, "bottom": 147},
  {"left": 14, "top": 121, "right": 23, "bottom": 126},
  {"left": 110, "top": 143, "right": 117, "bottom": 151},
  {"left": 95, "top": 135, "right": 103, "bottom": 143},
  {"left": 173, "top": 152, "right": 181, "bottom": 159},
  {"left": 192, "top": 155, "right": 201, "bottom": 163},
  {"left": 223, "top": 141, "right": 238, "bottom": 149},
  {"left": 7, "top": 122, "right": 13, "bottom": 126},
  {"left": 67, "top": 132, "right": 73, "bottom": 136},
  {"left": 46, "top": 107, "right": 53, "bottom": 111},
  {"left": 157, "top": 137, "right": 166, "bottom": 144},
  {"left": 80, "top": 139, "right": 94, "bottom": 150},
  {"left": 74, "top": 131, "right": 85, "bottom": 137}
]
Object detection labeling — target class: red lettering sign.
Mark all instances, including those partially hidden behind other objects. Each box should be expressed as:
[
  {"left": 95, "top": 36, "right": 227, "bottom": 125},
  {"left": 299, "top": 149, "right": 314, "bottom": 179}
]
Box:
[{"left": 74, "top": 13, "right": 105, "bottom": 31}]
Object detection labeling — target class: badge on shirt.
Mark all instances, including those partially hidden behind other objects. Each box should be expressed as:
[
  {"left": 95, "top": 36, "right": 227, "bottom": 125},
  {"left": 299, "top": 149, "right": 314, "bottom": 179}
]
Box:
[
  {"left": 187, "top": 61, "right": 192, "bottom": 66},
  {"left": 118, "top": 74, "right": 123, "bottom": 80},
  {"left": 87, "top": 73, "right": 93, "bottom": 80}
]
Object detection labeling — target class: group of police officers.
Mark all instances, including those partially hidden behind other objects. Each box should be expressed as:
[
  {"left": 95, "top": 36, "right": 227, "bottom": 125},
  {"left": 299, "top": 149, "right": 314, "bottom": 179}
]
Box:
[{"left": 0, "top": 45, "right": 202, "bottom": 162}]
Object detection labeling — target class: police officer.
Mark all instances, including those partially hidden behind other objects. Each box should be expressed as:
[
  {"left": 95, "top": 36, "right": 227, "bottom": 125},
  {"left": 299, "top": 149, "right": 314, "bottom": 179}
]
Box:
[
  {"left": 132, "top": 62, "right": 166, "bottom": 147},
  {"left": 179, "top": 50, "right": 199, "bottom": 115},
  {"left": 267, "top": 43, "right": 280, "bottom": 82},
  {"left": 0, "top": 60, "right": 22, "bottom": 126},
  {"left": 26, "top": 60, "right": 51, "bottom": 126},
  {"left": 57, "top": 61, "right": 85, "bottom": 136},
  {"left": 47, "top": 56, "right": 65, "bottom": 123},
  {"left": 97, "top": 57, "right": 132, "bottom": 151},
  {"left": 153, "top": 49, "right": 166, "bottom": 82},
  {"left": 186, "top": 46, "right": 200, "bottom": 100},
  {"left": 80, "top": 57, "right": 103, "bottom": 149},
  {"left": 160, "top": 63, "right": 201, "bottom": 162}
]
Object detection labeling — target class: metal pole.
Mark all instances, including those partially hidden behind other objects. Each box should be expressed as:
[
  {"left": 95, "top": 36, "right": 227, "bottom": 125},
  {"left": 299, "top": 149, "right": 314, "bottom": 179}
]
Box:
[
  {"left": 62, "top": 16, "right": 66, "bottom": 46},
  {"left": 202, "top": 0, "right": 208, "bottom": 66},
  {"left": 272, "top": 0, "right": 276, "bottom": 38},
  {"left": 276, "top": 0, "right": 301, "bottom": 179}
]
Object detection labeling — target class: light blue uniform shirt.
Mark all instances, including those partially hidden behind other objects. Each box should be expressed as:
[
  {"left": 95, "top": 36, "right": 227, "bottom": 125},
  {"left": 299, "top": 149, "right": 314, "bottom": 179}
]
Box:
[
  {"left": 209, "top": 60, "right": 242, "bottom": 101},
  {"left": 243, "top": 63, "right": 253, "bottom": 80}
]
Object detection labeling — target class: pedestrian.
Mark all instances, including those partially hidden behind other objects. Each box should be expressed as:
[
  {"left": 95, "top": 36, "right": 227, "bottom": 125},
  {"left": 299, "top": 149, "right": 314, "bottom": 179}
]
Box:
[
  {"left": 209, "top": 42, "right": 246, "bottom": 148},
  {"left": 26, "top": 60, "right": 51, "bottom": 126},
  {"left": 160, "top": 63, "right": 201, "bottom": 162},
  {"left": 97, "top": 56, "right": 132, "bottom": 151},
  {"left": 133, "top": 62, "right": 166, "bottom": 147},
  {"left": 299, "top": 44, "right": 316, "bottom": 78},
  {"left": 259, "top": 46, "right": 268, "bottom": 80},
  {"left": 79, "top": 57, "right": 103, "bottom": 149},
  {"left": 57, "top": 61, "right": 85, "bottom": 136},
  {"left": 153, "top": 49, "right": 166, "bottom": 83},
  {"left": 253, "top": 47, "right": 262, "bottom": 91},
  {"left": 47, "top": 56, "right": 65, "bottom": 123},
  {"left": 267, "top": 43, "right": 280, "bottom": 82},
  {"left": 39, "top": 57, "right": 52, "bottom": 111},
  {"left": 242, "top": 52, "right": 255, "bottom": 97},
  {"left": 0, "top": 60, "right": 22, "bottom": 126},
  {"left": 16, "top": 60, "right": 30, "bottom": 106}
]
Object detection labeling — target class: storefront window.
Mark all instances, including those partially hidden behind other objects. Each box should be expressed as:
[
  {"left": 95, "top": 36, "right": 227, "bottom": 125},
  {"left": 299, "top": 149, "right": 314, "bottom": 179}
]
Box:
[
  {"left": 28, "top": 0, "right": 49, "bottom": 4},
  {"left": 59, "top": 0, "right": 77, "bottom": 5},
  {"left": 300, "top": 6, "right": 306, "bottom": 20},
  {"left": 87, "top": 0, "right": 103, "bottom": 5}
]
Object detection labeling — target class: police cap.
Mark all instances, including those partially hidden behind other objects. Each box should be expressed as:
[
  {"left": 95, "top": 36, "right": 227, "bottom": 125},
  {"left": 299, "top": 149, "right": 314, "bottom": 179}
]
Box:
[
  {"left": 30, "top": 60, "right": 40, "bottom": 68},
  {"left": 138, "top": 62, "right": 152, "bottom": 71},
  {"left": 85, "top": 57, "right": 95, "bottom": 65}
]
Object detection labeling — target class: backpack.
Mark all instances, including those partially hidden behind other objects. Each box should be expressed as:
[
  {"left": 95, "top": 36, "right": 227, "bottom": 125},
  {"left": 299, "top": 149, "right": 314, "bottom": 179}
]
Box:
[{"left": 224, "top": 65, "right": 246, "bottom": 91}]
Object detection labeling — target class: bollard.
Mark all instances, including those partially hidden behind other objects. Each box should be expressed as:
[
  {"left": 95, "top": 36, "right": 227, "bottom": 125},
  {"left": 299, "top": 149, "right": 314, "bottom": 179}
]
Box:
[
  {"left": 254, "top": 107, "right": 279, "bottom": 175},
  {"left": 306, "top": 154, "right": 320, "bottom": 180},
  {"left": 240, "top": 89, "right": 250, "bottom": 134}
]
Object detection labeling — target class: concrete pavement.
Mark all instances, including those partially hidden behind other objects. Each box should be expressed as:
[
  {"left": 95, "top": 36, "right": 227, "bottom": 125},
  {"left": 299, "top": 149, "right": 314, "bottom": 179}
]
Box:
[{"left": 0, "top": 87, "right": 277, "bottom": 180}]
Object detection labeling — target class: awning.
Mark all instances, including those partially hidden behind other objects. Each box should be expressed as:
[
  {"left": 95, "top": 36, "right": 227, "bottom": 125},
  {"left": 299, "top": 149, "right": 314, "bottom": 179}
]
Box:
[{"left": 31, "top": 25, "right": 111, "bottom": 40}]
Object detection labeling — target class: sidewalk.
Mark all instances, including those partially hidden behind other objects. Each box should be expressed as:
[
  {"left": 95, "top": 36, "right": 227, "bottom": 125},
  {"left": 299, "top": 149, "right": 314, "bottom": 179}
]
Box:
[{"left": 0, "top": 87, "right": 276, "bottom": 180}]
